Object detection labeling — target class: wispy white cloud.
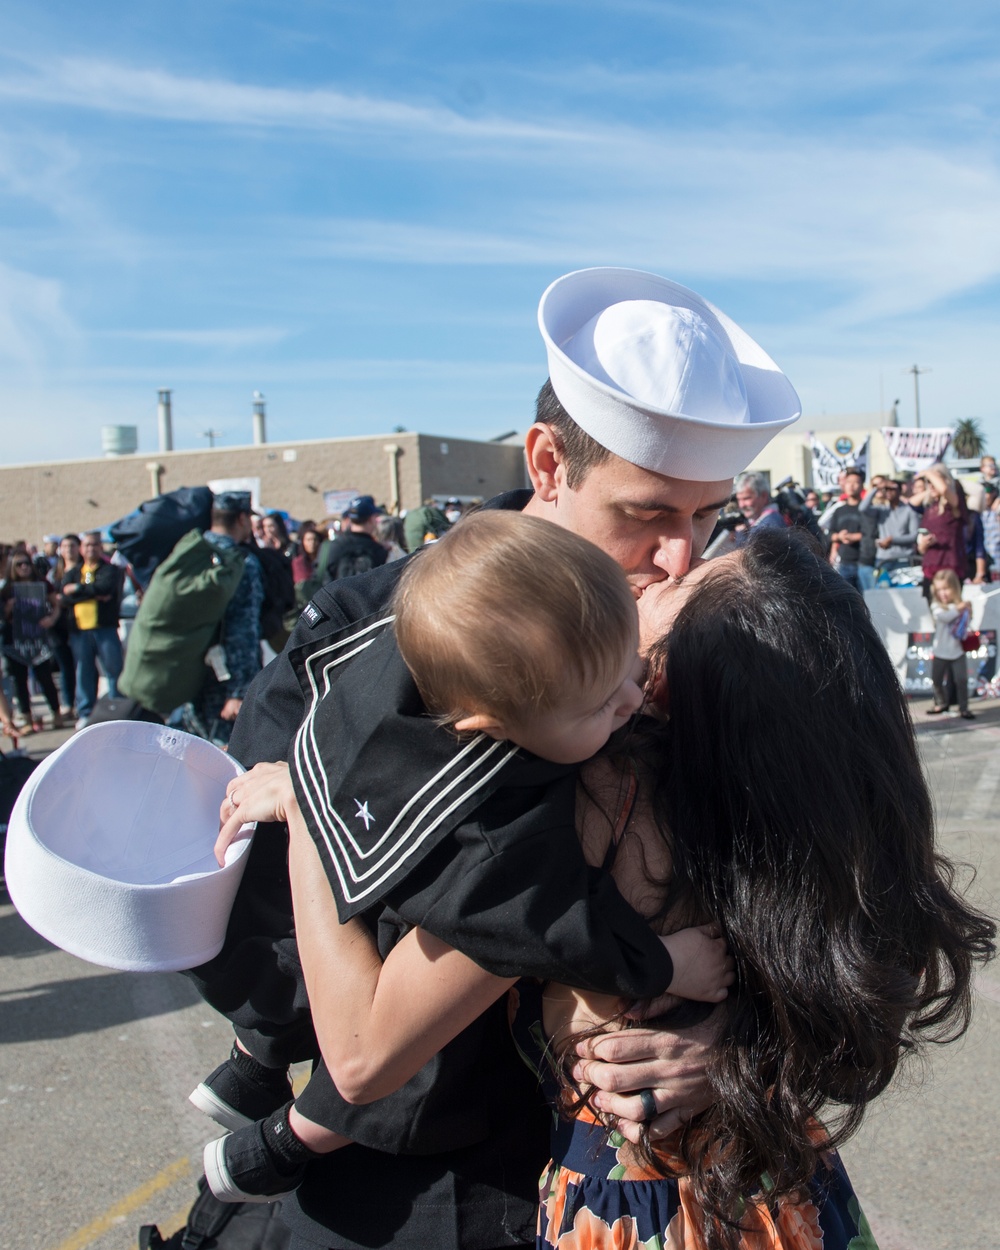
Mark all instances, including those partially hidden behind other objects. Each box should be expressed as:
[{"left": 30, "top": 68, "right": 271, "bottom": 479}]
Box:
[
  {"left": 0, "top": 259, "right": 77, "bottom": 367},
  {"left": 103, "top": 327, "right": 293, "bottom": 350},
  {"left": 0, "top": 55, "right": 582, "bottom": 144},
  {"left": 284, "top": 134, "right": 1000, "bottom": 329}
]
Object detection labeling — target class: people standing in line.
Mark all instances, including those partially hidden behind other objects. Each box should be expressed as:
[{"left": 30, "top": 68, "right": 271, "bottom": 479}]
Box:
[
  {"left": 731, "top": 472, "right": 785, "bottom": 545},
  {"left": 824, "top": 468, "right": 871, "bottom": 589},
  {"left": 1, "top": 552, "right": 64, "bottom": 732},
  {"left": 442, "top": 497, "right": 465, "bottom": 524},
  {"left": 252, "top": 519, "right": 296, "bottom": 654},
  {"left": 926, "top": 569, "right": 975, "bottom": 720},
  {"left": 913, "top": 463, "right": 969, "bottom": 600},
  {"left": 48, "top": 533, "right": 81, "bottom": 716},
  {"left": 261, "top": 513, "right": 295, "bottom": 558},
  {"left": 291, "top": 525, "right": 323, "bottom": 608},
  {"left": 320, "top": 495, "right": 388, "bottom": 581},
  {"left": 981, "top": 486, "right": 1000, "bottom": 581},
  {"left": 189, "top": 493, "right": 264, "bottom": 747},
  {"left": 965, "top": 455, "right": 998, "bottom": 514},
  {"left": 373, "top": 514, "right": 407, "bottom": 562},
  {"left": 860, "top": 477, "right": 919, "bottom": 578},
  {"left": 966, "top": 507, "right": 989, "bottom": 585},
  {"left": 978, "top": 486, "right": 1000, "bottom": 686},
  {"left": 401, "top": 500, "right": 451, "bottom": 553},
  {"left": 59, "top": 531, "right": 124, "bottom": 729}
]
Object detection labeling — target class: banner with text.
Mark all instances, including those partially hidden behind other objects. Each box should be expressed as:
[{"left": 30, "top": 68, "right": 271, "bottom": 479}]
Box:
[
  {"left": 810, "top": 435, "right": 869, "bottom": 491},
  {"left": 881, "top": 427, "right": 952, "bottom": 472}
]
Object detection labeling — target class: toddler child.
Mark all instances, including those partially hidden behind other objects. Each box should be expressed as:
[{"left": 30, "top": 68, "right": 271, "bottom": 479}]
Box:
[
  {"left": 201, "top": 510, "right": 733, "bottom": 1202},
  {"left": 925, "top": 568, "right": 975, "bottom": 720}
]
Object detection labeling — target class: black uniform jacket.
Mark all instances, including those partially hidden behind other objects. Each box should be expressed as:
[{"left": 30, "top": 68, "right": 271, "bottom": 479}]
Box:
[{"left": 223, "top": 491, "right": 670, "bottom": 1250}]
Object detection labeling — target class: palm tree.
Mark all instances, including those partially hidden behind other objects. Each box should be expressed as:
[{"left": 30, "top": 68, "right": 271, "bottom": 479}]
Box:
[{"left": 952, "top": 417, "right": 987, "bottom": 460}]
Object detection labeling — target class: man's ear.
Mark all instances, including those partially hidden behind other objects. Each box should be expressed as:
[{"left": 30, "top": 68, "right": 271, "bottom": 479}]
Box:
[
  {"left": 454, "top": 713, "right": 508, "bottom": 740},
  {"left": 524, "top": 424, "right": 565, "bottom": 502}
]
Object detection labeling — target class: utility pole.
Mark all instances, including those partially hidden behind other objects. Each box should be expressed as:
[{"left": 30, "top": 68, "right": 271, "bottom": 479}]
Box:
[
  {"left": 907, "top": 365, "right": 931, "bottom": 428},
  {"left": 201, "top": 428, "right": 223, "bottom": 448}
]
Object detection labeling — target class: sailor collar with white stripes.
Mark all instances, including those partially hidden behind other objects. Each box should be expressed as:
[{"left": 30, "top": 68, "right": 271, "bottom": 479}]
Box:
[{"left": 288, "top": 613, "right": 573, "bottom": 920}]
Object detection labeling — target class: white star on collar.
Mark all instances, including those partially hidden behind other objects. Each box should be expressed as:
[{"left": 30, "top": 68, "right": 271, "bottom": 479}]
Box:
[{"left": 354, "top": 799, "right": 375, "bottom": 830}]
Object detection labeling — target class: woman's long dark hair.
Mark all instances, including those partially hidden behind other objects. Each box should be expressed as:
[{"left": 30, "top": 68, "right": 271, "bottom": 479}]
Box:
[{"left": 639, "top": 528, "right": 994, "bottom": 1247}]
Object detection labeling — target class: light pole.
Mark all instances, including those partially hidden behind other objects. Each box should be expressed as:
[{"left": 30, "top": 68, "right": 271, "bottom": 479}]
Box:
[
  {"left": 201, "top": 428, "right": 223, "bottom": 448},
  {"left": 907, "top": 365, "right": 931, "bottom": 428}
]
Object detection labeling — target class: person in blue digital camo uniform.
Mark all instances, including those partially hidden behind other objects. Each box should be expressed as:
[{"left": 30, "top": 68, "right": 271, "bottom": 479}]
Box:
[{"left": 190, "top": 492, "right": 265, "bottom": 748}]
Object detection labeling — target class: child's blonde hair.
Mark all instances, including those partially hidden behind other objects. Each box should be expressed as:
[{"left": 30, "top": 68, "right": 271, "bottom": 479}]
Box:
[
  {"left": 930, "top": 569, "right": 963, "bottom": 603},
  {"left": 392, "top": 511, "right": 638, "bottom": 727}
]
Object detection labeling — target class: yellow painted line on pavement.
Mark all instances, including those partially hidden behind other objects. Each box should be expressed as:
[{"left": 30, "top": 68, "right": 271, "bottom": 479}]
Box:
[{"left": 51, "top": 1156, "right": 192, "bottom": 1250}]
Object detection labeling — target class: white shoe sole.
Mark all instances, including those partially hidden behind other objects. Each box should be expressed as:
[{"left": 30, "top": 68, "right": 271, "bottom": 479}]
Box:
[
  {"left": 189, "top": 1083, "right": 254, "bottom": 1133},
  {"left": 203, "top": 1136, "right": 295, "bottom": 1205}
]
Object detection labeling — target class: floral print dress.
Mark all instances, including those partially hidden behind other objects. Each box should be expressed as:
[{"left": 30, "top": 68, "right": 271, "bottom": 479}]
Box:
[{"left": 509, "top": 980, "right": 876, "bottom": 1250}]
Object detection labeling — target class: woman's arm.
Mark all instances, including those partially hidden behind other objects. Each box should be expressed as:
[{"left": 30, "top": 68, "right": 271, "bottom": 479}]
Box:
[{"left": 289, "top": 800, "right": 515, "bottom": 1102}]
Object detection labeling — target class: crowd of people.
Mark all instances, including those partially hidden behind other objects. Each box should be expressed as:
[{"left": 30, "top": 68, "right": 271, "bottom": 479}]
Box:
[
  {"left": 0, "top": 494, "right": 472, "bottom": 743},
  {"left": 4, "top": 267, "right": 997, "bottom": 1250}
]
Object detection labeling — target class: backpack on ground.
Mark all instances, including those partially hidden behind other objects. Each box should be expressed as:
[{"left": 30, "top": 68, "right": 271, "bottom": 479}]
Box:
[
  {"left": 110, "top": 487, "right": 215, "bottom": 590},
  {"left": 138, "top": 1175, "right": 289, "bottom": 1249},
  {"left": 119, "top": 529, "right": 247, "bottom": 718},
  {"left": 84, "top": 694, "right": 165, "bottom": 726},
  {"left": 333, "top": 550, "right": 375, "bottom": 580}
]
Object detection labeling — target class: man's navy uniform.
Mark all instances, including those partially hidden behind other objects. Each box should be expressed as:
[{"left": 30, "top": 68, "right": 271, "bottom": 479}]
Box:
[{"left": 190, "top": 491, "right": 672, "bottom": 1249}]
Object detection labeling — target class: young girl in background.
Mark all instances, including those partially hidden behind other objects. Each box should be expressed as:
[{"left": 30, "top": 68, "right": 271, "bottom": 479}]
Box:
[{"left": 927, "top": 568, "right": 975, "bottom": 719}]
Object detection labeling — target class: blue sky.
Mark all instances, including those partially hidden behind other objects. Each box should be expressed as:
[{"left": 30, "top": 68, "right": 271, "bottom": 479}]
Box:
[{"left": 2, "top": 0, "right": 999, "bottom": 464}]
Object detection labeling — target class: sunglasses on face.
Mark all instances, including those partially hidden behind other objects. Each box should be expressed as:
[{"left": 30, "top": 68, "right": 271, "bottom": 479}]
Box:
[{"left": 14, "top": 560, "right": 31, "bottom": 568}]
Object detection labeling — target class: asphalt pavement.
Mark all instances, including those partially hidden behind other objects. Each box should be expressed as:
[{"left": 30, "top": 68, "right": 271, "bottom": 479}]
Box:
[{"left": 2, "top": 695, "right": 999, "bottom": 1250}]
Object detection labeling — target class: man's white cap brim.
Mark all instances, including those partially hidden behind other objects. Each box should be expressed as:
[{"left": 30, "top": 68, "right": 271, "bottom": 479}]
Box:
[
  {"left": 4, "top": 722, "right": 255, "bottom": 972},
  {"left": 538, "top": 267, "right": 801, "bottom": 482}
]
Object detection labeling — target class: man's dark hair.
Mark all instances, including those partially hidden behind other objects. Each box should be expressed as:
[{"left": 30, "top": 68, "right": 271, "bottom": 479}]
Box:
[
  {"left": 211, "top": 506, "right": 247, "bottom": 532},
  {"left": 844, "top": 468, "right": 865, "bottom": 482},
  {"left": 535, "top": 379, "right": 612, "bottom": 490}
]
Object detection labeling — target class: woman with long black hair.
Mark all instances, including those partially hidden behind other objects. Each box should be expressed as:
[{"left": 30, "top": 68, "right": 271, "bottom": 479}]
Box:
[{"left": 223, "top": 528, "right": 994, "bottom": 1250}]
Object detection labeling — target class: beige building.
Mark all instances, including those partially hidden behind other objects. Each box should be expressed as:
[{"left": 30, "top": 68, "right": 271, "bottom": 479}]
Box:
[
  {"left": 0, "top": 431, "right": 529, "bottom": 545},
  {"left": 745, "top": 409, "right": 899, "bottom": 489}
]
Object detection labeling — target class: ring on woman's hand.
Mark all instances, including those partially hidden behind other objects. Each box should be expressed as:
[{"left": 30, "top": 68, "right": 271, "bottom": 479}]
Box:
[
  {"left": 229, "top": 793, "right": 239, "bottom": 809},
  {"left": 638, "top": 1088, "right": 657, "bottom": 1123}
]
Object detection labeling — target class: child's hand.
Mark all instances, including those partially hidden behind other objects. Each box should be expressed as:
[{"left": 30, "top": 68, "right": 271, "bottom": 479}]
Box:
[
  {"left": 215, "top": 761, "right": 296, "bottom": 865},
  {"left": 660, "top": 924, "right": 735, "bottom": 1003}
]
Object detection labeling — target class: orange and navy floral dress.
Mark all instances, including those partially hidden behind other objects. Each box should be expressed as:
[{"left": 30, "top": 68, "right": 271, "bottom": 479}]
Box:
[{"left": 509, "top": 980, "right": 877, "bottom": 1250}]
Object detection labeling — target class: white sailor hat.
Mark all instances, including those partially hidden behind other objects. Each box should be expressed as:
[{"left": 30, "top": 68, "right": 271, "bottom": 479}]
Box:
[
  {"left": 4, "top": 722, "right": 255, "bottom": 972},
  {"left": 538, "top": 267, "right": 801, "bottom": 482}
]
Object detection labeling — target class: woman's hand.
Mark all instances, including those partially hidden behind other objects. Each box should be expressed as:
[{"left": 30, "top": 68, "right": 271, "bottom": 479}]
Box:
[
  {"left": 571, "top": 1012, "right": 721, "bottom": 1144},
  {"left": 215, "top": 761, "right": 296, "bottom": 864}
]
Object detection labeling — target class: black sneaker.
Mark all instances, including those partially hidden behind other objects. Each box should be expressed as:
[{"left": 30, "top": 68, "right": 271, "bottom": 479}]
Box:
[
  {"left": 190, "top": 1054, "right": 293, "bottom": 1133},
  {"left": 204, "top": 1119, "right": 305, "bottom": 1204}
]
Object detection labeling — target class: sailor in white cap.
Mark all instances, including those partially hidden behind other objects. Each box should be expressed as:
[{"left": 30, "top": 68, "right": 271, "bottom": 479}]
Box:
[
  {"left": 186, "top": 268, "right": 799, "bottom": 1244},
  {"left": 527, "top": 266, "right": 799, "bottom": 594}
]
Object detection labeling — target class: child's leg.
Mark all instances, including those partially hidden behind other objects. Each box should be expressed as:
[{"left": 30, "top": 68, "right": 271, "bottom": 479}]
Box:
[
  {"left": 185, "top": 830, "right": 318, "bottom": 1126},
  {"left": 288, "top": 1104, "right": 351, "bottom": 1153},
  {"left": 203, "top": 1097, "right": 352, "bottom": 1205},
  {"left": 190, "top": 1041, "right": 295, "bottom": 1133},
  {"left": 930, "top": 656, "right": 948, "bottom": 708},
  {"left": 951, "top": 655, "right": 969, "bottom": 714}
]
